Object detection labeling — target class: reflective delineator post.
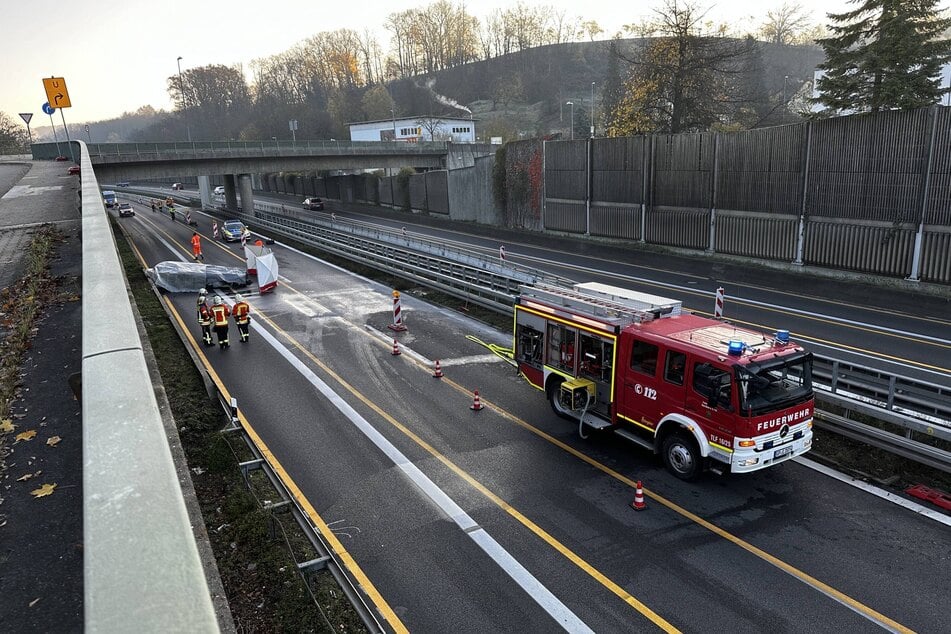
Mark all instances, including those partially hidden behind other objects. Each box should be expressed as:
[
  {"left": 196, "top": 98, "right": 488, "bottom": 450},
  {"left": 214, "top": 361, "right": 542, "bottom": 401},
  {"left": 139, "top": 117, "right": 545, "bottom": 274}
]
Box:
[
  {"left": 388, "top": 290, "right": 408, "bottom": 332},
  {"left": 212, "top": 221, "right": 219, "bottom": 239},
  {"left": 230, "top": 397, "right": 239, "bottom": 425},
  {"left": 499, "top": 245, "right": 506, "bottom": 260},
  {"left": 714, "top": 287, "right": 724, "bottom": 319}
]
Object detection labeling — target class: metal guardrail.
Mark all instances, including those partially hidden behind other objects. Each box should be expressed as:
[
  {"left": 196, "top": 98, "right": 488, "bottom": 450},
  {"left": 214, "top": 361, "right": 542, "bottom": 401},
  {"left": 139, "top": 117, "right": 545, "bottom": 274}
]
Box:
[
  {"left": 224, "top": 200, "right": 951, "bottom": 469},
  {"left": 78, "top": 142, "right": 219, "bottom": 631}
]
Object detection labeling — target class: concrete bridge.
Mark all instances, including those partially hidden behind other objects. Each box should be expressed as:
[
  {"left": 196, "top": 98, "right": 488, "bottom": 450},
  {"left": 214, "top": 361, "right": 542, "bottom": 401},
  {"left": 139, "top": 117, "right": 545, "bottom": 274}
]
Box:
[{"left": 32, "top": 139, "right": 495, "bottom": 210}]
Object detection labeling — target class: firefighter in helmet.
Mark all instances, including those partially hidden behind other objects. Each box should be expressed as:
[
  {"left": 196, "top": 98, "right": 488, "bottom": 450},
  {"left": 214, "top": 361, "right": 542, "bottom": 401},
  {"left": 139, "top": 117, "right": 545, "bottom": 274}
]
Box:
[
  {"left": 232, "top": 294, "right": 251, "bottom": 342},
  {"left": 211, "top": 295, "right": 231, "bottom": 348},
  {"left": 196, "top": 289, "right": 213, "bottom": 346}
]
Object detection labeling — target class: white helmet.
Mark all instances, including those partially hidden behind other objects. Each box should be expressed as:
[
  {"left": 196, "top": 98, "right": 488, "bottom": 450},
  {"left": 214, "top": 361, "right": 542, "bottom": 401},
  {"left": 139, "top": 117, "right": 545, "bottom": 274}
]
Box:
[
  {"left": 199, "top": 289, "right": 207, "bottom": 296},
  {"left": 213, "top": 296, "right": 222, "bottom": 305},
  {"left": 235, "top": 294, "right": 244, "bottom": 302}
]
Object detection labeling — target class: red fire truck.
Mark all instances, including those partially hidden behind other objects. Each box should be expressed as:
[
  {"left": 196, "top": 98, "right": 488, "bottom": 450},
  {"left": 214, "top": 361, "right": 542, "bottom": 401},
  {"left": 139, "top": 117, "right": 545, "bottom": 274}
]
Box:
[{"left": 514, "top": 282, "right": 814, "bottom": 480}]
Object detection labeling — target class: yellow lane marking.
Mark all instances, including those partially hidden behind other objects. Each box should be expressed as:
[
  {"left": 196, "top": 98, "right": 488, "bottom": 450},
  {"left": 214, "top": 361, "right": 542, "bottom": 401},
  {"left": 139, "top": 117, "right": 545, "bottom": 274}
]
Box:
[
  {"left": 131, "top": 224, "right": 912, "bottom": 632},
  {"left": 158, "top": 295, "right": 408, "bottom": 634}
]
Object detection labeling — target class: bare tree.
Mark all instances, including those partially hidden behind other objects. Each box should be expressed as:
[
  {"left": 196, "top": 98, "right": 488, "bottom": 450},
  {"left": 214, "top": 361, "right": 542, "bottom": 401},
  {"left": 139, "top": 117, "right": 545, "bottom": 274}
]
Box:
[
  {"left": 759, "top": 2, "right": 814, "bottom": 45},
  {"left": 609, "top": 0, "right": 753, "bottom": 134}
]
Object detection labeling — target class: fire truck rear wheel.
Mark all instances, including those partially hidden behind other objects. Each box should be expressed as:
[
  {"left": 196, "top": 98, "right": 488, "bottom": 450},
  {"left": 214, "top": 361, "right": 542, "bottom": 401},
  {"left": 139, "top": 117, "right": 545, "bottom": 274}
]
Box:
[{"left": 662, "top": 433, "right": 701, "bottom": 481}]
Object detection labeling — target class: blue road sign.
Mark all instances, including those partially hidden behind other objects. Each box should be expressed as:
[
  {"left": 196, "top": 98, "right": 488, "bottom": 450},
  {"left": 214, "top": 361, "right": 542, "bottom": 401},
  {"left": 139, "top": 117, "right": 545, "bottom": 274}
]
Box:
[{"left": 42, "top": 102, "right": 55, "bottom": 115}]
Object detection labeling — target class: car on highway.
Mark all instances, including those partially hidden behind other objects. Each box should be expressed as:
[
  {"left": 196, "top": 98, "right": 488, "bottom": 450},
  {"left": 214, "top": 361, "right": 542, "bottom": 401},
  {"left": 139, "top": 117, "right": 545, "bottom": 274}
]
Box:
[
  {"left": 220, "top": 219, "right": 248, "bottom": 242},
  {"left": 172, "top": 182, "right": 184, "bottom": 190},
  {"left": 117, "top": 181, "right": 130, "bottom": 187},
  {"left": 214, "top": 186, "right": 225, "bottom": 195},
  {"left": 302, "top": 197, "right": 324, "bottom": 210},
  {"left": 117, "top": 203, "right": 135, "bottom": 217},
  {"left": 67, "top": 165, "right": 80, "bottom": 175},
  {"left": 55, "top": 155, "right": 68, "bottom": 161},
  {"left": 102, "top": 190, "right": 117, "bottom": 208}
]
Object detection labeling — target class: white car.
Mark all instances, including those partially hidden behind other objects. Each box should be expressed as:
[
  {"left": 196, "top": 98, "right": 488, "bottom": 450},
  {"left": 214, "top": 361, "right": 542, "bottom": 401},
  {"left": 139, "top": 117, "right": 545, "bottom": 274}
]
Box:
[{"left": 214, "top": 186, "right": 225, "bottom": 195}]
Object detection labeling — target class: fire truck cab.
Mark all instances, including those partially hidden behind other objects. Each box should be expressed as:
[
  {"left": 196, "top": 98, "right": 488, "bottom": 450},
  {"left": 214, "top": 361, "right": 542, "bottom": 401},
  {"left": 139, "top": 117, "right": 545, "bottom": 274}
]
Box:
[{"left": 514, "top": 282, "right": 814, "bottom": 480}]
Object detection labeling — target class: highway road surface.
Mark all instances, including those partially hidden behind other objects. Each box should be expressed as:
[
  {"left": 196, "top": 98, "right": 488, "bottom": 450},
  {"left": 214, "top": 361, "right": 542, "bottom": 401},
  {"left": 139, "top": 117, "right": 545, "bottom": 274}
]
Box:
[{"left": 115, "top": 194, "right": 950, "bottom": 633}]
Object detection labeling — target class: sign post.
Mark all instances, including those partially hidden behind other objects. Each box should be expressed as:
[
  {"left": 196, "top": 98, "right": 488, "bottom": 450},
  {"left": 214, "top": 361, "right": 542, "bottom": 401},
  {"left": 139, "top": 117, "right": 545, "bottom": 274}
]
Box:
[
  {"left": 18, "top": 113, "right": 33, "bottom": 145},
  {"left": 289, "top": 119, "right": 298, "bottom": 143},
  {"left": 42, "top": 77, "right": 74, "bottom": 161},
  {"left": 42, "top": 102, "right": 62, "bottom": 158}
]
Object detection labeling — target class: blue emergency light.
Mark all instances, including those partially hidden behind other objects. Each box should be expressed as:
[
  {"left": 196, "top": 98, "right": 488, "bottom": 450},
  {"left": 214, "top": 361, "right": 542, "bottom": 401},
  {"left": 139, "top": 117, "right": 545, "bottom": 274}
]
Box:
[
  {"left": 775, "top": 329, "right": 790, "bottom": 344},
  {"left": 727, "top": 340, "right": 744, "bottom": 356}
]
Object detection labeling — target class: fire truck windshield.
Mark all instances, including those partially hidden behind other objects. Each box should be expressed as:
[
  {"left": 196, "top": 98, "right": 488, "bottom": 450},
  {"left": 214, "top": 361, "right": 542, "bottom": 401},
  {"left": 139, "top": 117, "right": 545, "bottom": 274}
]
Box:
[{"left": 735, "top": 352, "right": 813, "bottom": 416}]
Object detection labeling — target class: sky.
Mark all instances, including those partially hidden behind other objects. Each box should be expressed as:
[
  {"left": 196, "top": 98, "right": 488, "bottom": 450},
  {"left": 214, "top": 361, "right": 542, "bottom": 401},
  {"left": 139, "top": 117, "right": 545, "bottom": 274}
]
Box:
[{"left": 1, "top": 0, "right": 868, "bottom": 126}]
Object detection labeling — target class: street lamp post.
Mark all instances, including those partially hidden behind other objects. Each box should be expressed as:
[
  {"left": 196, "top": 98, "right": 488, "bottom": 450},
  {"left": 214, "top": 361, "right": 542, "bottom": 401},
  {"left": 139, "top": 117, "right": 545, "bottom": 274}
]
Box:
[
  {"left": 176, "top": 56, "right": 191, "bottom": 142},
  {"left": 566, "top": 101, "right": 574, "bottom": 140},
  {"left": 590, "top": 82, "right": 595, "bottom": 137},
  {"left": 782, "top": 75, "right": 789, "bottom": 122},
  {"left": 84, "top": 124, "right": 91, "bottom": 143},
  {"left": 391, "top": 106, "right": 397, "bottom": 140}
]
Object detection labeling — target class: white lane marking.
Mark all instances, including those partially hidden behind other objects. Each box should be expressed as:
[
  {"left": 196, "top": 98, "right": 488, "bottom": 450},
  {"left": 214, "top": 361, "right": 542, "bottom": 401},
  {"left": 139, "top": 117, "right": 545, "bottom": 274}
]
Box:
[
  {"left": 364, "top": 325, "right": 431, "bottom": 365},
  {"left": 233, "top": 302, "right": 593, "bottom": 633},
  {"left": 793, "top": 457, "right": 951, "bottom": 527},
  {"left": 285, "top": 295, "right": 331, "bottom": 318},
  {"left": 1, "top": 184, "right": 64, "bottom": 199},
  {"left": 443, "top": 354, "right": 506, "bottom": 366}
]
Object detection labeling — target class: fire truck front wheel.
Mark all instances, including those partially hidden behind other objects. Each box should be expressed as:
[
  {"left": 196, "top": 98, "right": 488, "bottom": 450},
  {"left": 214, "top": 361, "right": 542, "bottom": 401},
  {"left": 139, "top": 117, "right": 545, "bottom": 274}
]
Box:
[{"left": 662, "top": 433, "right": 702, "bottom": 481}]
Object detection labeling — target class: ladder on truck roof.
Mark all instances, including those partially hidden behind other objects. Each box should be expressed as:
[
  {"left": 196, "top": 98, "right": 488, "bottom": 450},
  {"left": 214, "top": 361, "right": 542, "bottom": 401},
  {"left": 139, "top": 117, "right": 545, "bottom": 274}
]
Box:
[{"left": 520, "top": 283, "right": 681, "bottom": 327}]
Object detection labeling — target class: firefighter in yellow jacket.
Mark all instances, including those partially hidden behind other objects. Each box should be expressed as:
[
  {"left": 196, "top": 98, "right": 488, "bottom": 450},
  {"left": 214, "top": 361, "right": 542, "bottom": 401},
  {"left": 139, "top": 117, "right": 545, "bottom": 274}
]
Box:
[
  {"left": 211, "top": 295, "right": 231, "bottom": 348},
  {"left": 197, "top": 289, "right": 213, "bottom": 346},
  {"left": 232, "top": 294, "right": 251, "bottom": 342}
]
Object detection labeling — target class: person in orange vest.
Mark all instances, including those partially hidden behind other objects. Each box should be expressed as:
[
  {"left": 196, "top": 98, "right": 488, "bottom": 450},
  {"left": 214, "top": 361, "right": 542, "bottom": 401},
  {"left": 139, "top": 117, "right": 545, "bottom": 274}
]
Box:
[
  {"left": 232, "top": 294, "right": 251, "bottom": 342},
  {"left": 196, "top": 289, "right": 213, "bottom": 346},
  {"left": 211, "top": 296, "right": 231, "bottom": 348},
  {"left": 191, "top": 231, "right": 204, "bottom": 261}
]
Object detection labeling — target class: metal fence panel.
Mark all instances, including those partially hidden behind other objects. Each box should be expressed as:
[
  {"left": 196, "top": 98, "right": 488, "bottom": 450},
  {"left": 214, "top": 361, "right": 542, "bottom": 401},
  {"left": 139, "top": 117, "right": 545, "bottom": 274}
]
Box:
[
  {"left": 592, "top": 137, "right": 646, "bottom": 204},
  {"left": 590, "top": 203, "right": 640, "bottom": 240},
  {"left": 653, "top": 133, "right": 714, "bottom": 209},
  {"left": 716, "top": 211, "right": 797, "bottom": 260},
  {"left": 544, "top": 140, "right": 586, "bottom": 200},
  {"left": 804, "top": 218, "right": 916, "bottom": 276},
  {"left": 544, "top": 200, "right": 587, "bottom": 233},
  {"left": 646, "top": 207, "right": 708, "bottom": 249},
  {"left": 920, "top": 226, "right": 951, "bottom": 284},
  {"left": 409, "top": 173, "right": 428, "bottom": 212}
]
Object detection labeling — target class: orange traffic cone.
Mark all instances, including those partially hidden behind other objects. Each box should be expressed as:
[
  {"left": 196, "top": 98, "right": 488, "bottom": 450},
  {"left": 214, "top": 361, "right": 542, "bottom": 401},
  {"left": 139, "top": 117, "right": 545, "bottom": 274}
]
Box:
[
  {"left": 631, "top": 481, "right": 646, "bottom": 511},
  {"left": 432, "top": 359, "right": 444, "bottom": 378},
  {"left": 470, "top": 389, "right": 484, "bottom": 411},
  {"left": 391, "top": 338, "right": 401, "bottom": 356}
]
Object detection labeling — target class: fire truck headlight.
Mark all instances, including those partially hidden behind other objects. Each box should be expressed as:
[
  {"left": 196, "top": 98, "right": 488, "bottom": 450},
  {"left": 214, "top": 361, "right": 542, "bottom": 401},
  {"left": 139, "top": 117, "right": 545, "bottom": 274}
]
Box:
[{"left": 737, "top": 457, "right": 759, "bottom": 467}]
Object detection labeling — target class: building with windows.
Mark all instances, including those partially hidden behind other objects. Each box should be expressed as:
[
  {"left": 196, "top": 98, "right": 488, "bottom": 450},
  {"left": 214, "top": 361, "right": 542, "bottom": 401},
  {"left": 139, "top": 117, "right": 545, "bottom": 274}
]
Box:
[{"left": 348, "top": 116, "right": 477, "bottom": 143}]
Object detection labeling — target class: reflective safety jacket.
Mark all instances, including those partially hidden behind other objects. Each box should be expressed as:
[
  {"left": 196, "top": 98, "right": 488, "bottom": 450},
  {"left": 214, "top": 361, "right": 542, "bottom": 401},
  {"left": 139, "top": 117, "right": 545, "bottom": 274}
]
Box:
[
  {"left": 211, "top": 304, "right": 230, "bottom": 327},
  {"left": 191, "top": 234, "right": 202, "bottom": 252},
  {"left": 198, "top": 303, "right": 212, "bottom": 326},
  {"left": 232, "top": 301, "right": 250, "bottom": 324}
]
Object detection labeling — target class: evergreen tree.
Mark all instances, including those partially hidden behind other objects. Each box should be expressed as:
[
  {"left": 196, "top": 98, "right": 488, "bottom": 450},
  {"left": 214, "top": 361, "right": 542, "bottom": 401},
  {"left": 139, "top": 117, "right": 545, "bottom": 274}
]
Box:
[{"left": 815, "top": 0, "right": 951, "bottom": 114}]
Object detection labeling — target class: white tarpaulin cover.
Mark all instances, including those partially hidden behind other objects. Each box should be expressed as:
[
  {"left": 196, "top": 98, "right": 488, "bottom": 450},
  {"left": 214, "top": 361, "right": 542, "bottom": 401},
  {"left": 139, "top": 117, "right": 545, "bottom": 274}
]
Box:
[
  {"left": 256, "top": 252, "right": 279, "bottom": 293},
  {"left": 145, "top": 261, "right": 250, "bottom": 293},
  {"left": 244, "top": 243, "right": 269, "bottom": 275}
]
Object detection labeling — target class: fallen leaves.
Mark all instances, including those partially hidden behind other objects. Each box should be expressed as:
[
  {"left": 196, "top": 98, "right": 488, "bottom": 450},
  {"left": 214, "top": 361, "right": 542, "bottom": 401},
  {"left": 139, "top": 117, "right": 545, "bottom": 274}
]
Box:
[
  {"left": 30, "top": 483, "right": 57, "bottom": 498},
  {"left": 46, "top": 435, "right": 61, "bottom": 447},
  {"left": 14, "top": 429, "right": 36, "bottom": 443},
  {"left": 0, "top": 418, "right": 14, "bottom": 433}
]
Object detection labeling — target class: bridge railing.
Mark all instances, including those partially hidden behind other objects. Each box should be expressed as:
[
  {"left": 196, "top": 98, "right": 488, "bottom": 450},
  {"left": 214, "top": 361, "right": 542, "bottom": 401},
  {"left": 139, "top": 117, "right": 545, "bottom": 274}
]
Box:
[
  {"left": 31, "top": 140, "right": 455, "bottom": 161},
  {"left": 78, "top": 141, "right": 219, "bottom": 631}
]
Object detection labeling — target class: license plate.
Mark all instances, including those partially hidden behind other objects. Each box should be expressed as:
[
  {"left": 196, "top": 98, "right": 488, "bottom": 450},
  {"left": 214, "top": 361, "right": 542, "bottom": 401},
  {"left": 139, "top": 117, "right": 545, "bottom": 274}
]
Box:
[{"left": 774, "top": 446, "right": 794, "bottom": 459}]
